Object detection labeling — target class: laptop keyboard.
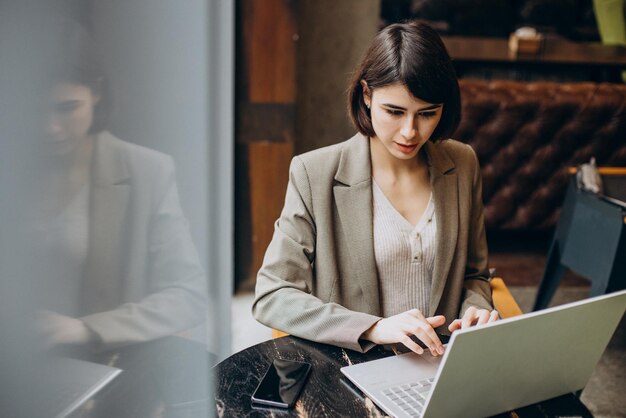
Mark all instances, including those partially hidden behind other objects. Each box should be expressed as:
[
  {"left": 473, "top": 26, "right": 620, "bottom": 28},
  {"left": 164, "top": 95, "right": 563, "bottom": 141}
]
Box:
[{"left": 381, "top": 377, "right": 434, "bottom": 417}]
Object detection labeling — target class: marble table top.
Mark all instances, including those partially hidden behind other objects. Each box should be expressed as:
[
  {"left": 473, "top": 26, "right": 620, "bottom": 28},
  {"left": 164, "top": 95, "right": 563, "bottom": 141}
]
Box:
[{"left": 212, "top": 335, "right": 592, "bottom": 418}]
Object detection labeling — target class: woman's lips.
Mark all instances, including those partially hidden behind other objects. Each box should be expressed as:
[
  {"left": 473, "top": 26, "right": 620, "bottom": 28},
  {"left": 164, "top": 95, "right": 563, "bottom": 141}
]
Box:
[{"left": 394, "top": 142, "right": 418, "bottom": 154}]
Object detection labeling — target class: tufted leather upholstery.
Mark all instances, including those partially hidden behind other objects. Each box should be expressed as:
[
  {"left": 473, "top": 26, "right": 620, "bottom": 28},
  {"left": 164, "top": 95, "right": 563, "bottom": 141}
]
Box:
[{"left": 455, "top": 80, "right": 626, "bottom": 231}]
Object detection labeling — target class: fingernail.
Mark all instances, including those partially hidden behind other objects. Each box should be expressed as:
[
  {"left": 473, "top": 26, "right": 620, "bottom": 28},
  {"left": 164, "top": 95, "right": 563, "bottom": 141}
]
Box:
[{"left": 438, "top": 346, "right": 444, "bottom": 354}]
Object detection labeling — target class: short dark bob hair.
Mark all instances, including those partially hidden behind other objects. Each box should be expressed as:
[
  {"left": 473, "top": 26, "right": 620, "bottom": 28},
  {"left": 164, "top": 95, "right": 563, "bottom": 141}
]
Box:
[
  {"left": 43, "top": 17, "right": 112, "bottom": 133},
  {"left": 347, "top": 21, "right": 460, "bottom": 142}
]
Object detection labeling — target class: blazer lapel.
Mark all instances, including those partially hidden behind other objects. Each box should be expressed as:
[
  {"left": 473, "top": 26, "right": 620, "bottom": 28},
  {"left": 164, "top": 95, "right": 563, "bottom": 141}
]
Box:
[
  {"left": 81, "top": 132, "right": 131, "bottom": 315},
  {"left": 425, "top": 141, "right": 458, "bottom": 316},
  {"left": 333, "top": 134, "right": 380, "bottom": 316}
]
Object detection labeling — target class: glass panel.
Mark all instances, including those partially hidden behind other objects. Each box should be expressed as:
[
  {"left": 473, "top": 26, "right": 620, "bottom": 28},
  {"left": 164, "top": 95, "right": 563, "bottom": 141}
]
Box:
[{"left": 0, "top": 2, "right": 233, "bottom": 416}]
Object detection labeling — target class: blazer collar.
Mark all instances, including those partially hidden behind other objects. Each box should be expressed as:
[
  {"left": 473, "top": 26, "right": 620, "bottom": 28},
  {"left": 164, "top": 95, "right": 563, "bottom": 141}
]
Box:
[
  {"left": 91, "top": 131, "right": 131, "bottom": 187},
  {"left": 334, "top": 133, "right": 371, "bottom": 186},
  {"left": 333, "top": 133, "right": 378, "bottom": 314},
  {"left": 426, "top": 140, "right": 459, "bottom": 316},
  {"left": 81, "top": 131, "right": 131, "bottom": 315},
  {"left": 423, "top": 140, "right": 456, "bottom": 176}
]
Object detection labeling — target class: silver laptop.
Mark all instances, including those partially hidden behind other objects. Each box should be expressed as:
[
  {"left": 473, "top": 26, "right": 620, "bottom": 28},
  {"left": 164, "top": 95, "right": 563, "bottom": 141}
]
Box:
[
  {"left": 40, "top": 357, "right": 122, "bottom": 418},
  {"left": 341, "top": 289, "right": 626, "bottom": 418}
]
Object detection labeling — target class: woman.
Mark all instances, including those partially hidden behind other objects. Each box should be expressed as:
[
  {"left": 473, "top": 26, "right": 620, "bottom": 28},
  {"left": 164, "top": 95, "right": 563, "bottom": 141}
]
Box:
[
  {"left": 30, "top": 18, "right": 207, "bottom": 350},
  {"left": 253, "top": 21, "right": 498, "bottom": 356}
]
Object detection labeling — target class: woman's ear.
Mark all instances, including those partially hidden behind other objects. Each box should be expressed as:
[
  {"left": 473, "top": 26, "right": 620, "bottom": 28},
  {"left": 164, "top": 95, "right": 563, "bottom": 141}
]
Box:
[{"left": 360, "top": 80, "right": 371, "bottom": 108}]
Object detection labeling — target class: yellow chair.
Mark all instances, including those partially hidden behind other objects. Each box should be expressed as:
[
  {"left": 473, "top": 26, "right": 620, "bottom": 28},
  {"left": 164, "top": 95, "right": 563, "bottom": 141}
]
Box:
[
  {"left": 271, "top": 277, "right": 522, "bottom": 339},
  {"left": 490, "top": 277, "right": 523, "bottom": 318},
  {"left": 272, "top": 329, "right": 288, "bottom": 339}
]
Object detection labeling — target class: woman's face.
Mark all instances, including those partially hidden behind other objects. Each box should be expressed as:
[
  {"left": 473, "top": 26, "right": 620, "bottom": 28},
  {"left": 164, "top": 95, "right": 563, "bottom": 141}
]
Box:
[
  {"left": 43, "top": 82, "right": 99, "bottom": 156},
  {"left": 364, "top": 82, "right": 443, "bottom": 161}
]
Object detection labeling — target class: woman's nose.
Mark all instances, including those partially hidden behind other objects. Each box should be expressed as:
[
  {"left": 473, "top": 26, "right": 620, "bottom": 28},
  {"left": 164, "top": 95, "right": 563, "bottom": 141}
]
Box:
[
  {"left": 400, "top": 115, "right": 416, "bottom": 139},
  {"left": 45, "top": 116, "right": 62, "bottom": 136}
]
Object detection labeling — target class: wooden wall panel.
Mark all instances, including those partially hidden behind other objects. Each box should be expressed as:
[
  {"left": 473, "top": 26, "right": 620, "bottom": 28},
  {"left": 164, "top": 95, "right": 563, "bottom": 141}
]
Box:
[
  {"left": 235, "top": 0, "right": 298, "bottom": 290},
  {"left": 243, "top": 0, "right": 297, "bottom": 103}
]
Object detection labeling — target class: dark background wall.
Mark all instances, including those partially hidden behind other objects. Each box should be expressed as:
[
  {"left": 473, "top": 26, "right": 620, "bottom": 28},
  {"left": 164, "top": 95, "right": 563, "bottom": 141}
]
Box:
[{"left": 295, "top": 0, "right": 380, "bottom": 154}]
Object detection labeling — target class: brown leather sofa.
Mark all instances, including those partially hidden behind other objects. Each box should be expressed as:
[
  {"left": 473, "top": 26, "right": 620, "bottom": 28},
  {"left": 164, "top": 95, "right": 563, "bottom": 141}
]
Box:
[{"left": 454, "top": 79, "right": 626, "bottom": 231}]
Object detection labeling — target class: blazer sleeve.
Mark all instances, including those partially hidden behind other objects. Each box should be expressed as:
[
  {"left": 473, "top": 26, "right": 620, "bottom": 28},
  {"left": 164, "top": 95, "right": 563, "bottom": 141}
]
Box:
[
  {"left": 460, "top": 145, "right": 493, "bottom": 315},
  {"left": 81, "top": 157, "right": 207, "bottom": 348},
  {"left": 253, "top": 157, "right": 381, "bottom": 352}
]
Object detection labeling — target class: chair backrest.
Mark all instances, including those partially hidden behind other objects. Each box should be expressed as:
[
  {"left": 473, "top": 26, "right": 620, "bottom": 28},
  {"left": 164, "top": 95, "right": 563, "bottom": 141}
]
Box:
[
  {"left": 561, "top": 190, "right": 625, "bottom": 285},
  {"left": 539, "top": 170, "right": 626, "bottom": 304},
  {"left": 602, "top": 168, "right": 626, "bottom": 202}
]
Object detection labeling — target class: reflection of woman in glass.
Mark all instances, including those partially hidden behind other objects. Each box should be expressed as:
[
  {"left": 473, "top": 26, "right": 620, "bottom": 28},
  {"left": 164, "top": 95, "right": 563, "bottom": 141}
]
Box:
[
  {"left": 254, "top": 22, "right": 497, "bottom": 356},
  {"left": 32, "top": 18, "right": 207, "bottom": 350}
]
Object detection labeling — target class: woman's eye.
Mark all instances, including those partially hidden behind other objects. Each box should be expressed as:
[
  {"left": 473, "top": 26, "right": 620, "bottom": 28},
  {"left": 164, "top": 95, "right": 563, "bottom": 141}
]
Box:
[
  {"left": 384, "top": 108, "right": 403, "bottom": 116},
  {"left": 55, "top": 102, "right": 80, "bottom": 113},
  {"left": 419, "top": 111, "right": 437, "bottom": 118}
]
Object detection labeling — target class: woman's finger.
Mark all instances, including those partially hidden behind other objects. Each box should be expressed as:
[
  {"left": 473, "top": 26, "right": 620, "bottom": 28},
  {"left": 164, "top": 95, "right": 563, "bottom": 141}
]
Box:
[
  {"left": 400, "top": 334, "right": 424, "bottom": 355},
  {"left": 476, "top": 309, "right": 491, "bottom": 325},
  {"left": 408, "top": 321, "right": 443, "bottom": 355},
  {"left": 448, "top": 319, "right": 462, "bottom": 332},
  {"left": 405, "top": 310, "right": 442, "bottom": 353},
  {"left": 461, "top": 307, "right": 477, "bottom": 329},
  {"left": 488, "top": 310, "right": 499, "bottom": 323},
  {"left": 425, "top": 315, "right": 446, "bottom": 328}
]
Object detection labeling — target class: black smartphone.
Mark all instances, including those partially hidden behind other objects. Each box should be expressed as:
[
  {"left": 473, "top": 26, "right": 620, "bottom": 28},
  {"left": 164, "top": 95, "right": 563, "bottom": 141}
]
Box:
[{"left": 251, "top": 358, "right": 312, "bottom": 408}]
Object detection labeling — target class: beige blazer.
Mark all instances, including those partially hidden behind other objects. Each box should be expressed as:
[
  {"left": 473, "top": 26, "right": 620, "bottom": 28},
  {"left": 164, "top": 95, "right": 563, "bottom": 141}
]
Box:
[
  {"left": 79, "top": 132, "right": 207, "bottom": 348},
  {"left": 253, "top": 133, "right": 492, "bottom": 352}
]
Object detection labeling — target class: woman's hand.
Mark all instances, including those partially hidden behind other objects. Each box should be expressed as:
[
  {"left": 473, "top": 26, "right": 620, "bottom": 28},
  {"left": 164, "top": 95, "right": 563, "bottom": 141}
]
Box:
[
  {"left": 35, "top": 310, "right": 94, "bottom": 348},
  {"left": 448, "top": 306, "right": 499, "bottom": 333},
  {"left": 362, "top": 309, "right": 446, "bottom": 356}
]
